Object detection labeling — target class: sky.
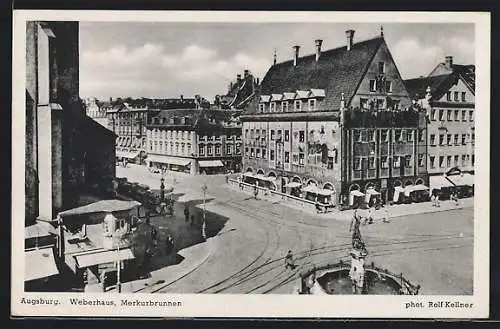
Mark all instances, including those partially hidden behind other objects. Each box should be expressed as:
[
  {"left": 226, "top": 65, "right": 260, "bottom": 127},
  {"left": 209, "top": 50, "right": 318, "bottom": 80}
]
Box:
[{"left": 79, "top": 22, "right": 475, "bottom": 101}]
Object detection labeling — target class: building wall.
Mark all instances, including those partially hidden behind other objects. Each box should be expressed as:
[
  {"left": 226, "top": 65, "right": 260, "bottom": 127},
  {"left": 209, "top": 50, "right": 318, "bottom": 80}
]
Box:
[
  {"left": 350, "top": 42, "right": 412, "bottom": 110},
  {"left": 242, "top": 119, "right": 342, "bottom": 195}
]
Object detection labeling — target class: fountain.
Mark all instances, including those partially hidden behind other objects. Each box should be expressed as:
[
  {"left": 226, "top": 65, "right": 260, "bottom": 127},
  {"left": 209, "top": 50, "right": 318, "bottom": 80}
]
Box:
[{"left": 295, "top": 218, "right": 420, "bottom": 295}]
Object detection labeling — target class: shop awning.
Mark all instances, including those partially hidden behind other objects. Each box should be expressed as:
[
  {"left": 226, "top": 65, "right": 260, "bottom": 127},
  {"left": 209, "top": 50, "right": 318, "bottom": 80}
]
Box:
[
  {"left": 429, "top": 175, "right": 455, "bottom": 189},
  {"left": 447, "top": 173, "right": 474, "bottom": 186},
  {"left": 412, "top": 184, "right": 430, "bottom": 191},
  {"left": 116, "top": 150, "right": 140, "bottom": 159},
  {"left": 303, "top": 185, "right": 334, "bottom": 196},
  {"left": 25, "top": 248, "right": 59, "bottom": 282},
  {"left": 75, "top": 248, "right": 135, "bottom": 268},
  {"left": 199, "top": 160, "right": 224, "bottom": 168},
  {"left": 147, "top": 154, "right": 191, "bottom": 166},
  {"left": 350, "top": 190, "right": 365, "bottom": 197},
  {"left": 366, "top": 188, "right": 380, "bottom": 196},
  {"left": 284, "top": 182, "right": 302, "bottom": 188},
  {"left": 58, "top": 200, "right": 141, "bottom": 217}
]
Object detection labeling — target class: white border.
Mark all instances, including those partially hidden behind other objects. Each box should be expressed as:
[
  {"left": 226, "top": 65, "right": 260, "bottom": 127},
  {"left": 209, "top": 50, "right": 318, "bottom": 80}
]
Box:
[{"left": 11, "top": 10, "right": 490, "bottom": 318}]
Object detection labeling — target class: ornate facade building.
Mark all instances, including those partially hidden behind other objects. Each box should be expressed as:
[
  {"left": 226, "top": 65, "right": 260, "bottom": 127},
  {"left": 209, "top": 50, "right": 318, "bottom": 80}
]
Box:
[
  {"left": 241, "top": 29, "right": 428, "bottom": 206},
  {"left": 405, "top": 56, "right": 475, "bottom": 194}
]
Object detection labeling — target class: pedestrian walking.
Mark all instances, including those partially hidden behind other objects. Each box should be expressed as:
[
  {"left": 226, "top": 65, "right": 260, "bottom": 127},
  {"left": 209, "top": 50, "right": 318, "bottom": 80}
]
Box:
[
  {"left": 382, "top": 206, "right": 391, "bottom": 223},
  {"left": 184, "top": 206, "right": 190, "bottom": 223},
  {"left": 285, "top": 250, "right": 295, "bottom": 270},
  {"left": 364, "top": 206, "right": 374, "bottom": 225},
  {"left": 431, "top": 194, "right": 436, "bottom": 207},
  {"left": 253, "top": 184, "right": 258, "bottom": 199},
  {"left": 453, "top": 193, "right": 460, "bottom": 207},
  {"left": 435, "top": 194, "right": 440, "bottom": 207}
]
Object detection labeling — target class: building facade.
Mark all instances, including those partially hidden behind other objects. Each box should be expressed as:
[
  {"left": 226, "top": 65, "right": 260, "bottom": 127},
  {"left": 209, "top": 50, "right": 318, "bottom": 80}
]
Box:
[
  {"left": 404, "top": 56, "right": 475, "bottom": 192},
  {"left": 241, "top": 29, "right": 427, "bottom": 205},
  {"left": 84, "top": 97, "right": 108, "bottom": 128},
  {"left": 146, "top": 102, "right": 243, "bottom": 175},
  {"left": 25, "top": 21, "right": 117, "bottom": 223}
]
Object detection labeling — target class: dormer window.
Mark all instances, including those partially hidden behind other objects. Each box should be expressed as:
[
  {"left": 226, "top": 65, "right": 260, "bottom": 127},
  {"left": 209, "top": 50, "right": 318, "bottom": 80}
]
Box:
[
  {"left": 282, "top": 101, "right": 288, "bottom": 112},
  {"left": 294, "top": 100, "right": 302, "bottom": 111},
  {"left": 369, "top": 80, "right": 377, "bottom": 92},
  {"left": 308, "top": 99, "right": 316, "bottom": 111},
  {"left": 385, "top": 81, "right": 392, "bottom": 93},
  {"left": 270, "top": 102, "right": 276, "bottom": 112},
  {"left": 259, "top": 103, "right": 265, "bottom": 113}
]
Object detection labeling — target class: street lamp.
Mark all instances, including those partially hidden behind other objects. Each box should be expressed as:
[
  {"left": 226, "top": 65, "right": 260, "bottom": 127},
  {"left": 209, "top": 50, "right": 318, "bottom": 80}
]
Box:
[
  {"left": 201, "top": 181, "right": 208, "bottom": 240},
  {"left": 160, "top": 177, "right": 165, "bottom": 201}
]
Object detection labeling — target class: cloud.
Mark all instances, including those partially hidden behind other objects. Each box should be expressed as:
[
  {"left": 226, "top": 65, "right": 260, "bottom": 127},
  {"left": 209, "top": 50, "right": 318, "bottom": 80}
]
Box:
[
  {"left": 80, "top": 43, "right": 270, "bottom": 99},
  {"left": 391, "top": 38, "right": 444, "bottom": 79}
]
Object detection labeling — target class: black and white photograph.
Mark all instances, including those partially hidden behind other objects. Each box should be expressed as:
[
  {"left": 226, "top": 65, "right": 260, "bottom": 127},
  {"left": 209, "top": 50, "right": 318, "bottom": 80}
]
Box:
[{"left": 12, "top": 11, "right": 490, "bottom": 318}]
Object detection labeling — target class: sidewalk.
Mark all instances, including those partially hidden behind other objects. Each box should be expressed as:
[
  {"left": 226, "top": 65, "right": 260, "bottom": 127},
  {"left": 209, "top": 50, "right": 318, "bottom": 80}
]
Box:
[{"left": 226, "top": 181, "right": 473, "bottom": 221}]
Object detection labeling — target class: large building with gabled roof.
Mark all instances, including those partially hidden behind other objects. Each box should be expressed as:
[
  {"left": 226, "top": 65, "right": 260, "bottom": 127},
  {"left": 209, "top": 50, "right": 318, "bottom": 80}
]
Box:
[
  {"left": 405, "top": 56, "right": 475, "bottom": 196},
  {"left": 241, "top": 28, "right": 428, "bottom": 206}
]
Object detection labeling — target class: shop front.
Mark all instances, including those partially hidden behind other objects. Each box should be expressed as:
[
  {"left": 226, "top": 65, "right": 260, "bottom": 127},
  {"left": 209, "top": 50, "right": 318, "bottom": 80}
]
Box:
[
  {"left": 199, "top": 160, "right": 225, "bottom": 175},
  {"left": 147, "top": 154, "right": 192, "bottom": 174}
]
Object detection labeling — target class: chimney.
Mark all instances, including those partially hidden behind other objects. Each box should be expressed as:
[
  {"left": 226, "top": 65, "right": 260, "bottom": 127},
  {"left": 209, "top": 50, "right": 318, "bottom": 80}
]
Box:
[
  {"left": 273, "top": 49, "right": 277, "bottom": 65},
  {"left": 345, "top": 29, "right": 355, "bottom": 51},
  {"left": 315, "top": 39, "right": 323, "bottom": 62},
  {"left": 292, "top": 45, "right": 300, "bottom": 66},
  {"left": 237, "top": 74, "right": 242, "bottom": 83},
  {"left": 244, "top": 69, "right": 249, "bottom": 78},
  {"left": 180, "top": 94, "right": 184, "bottom": 101},
  {"left": 445, "top": 56, "right": 453, "bottom": 70}
]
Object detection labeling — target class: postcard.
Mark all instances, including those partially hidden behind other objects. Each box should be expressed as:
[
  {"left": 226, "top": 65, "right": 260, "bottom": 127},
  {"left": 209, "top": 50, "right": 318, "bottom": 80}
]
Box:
[{"left": 12, "top": 10, "right": 490, "bottom": 318}]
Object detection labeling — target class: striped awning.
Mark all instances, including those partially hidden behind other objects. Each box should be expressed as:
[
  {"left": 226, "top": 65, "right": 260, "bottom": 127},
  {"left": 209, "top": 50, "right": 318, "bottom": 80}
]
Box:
[
  {"left": 116, "top": 150, "right": 140, "bottom": 159},
  {"left": 429, "top": 175, "right": 455, "bottom": 189},
  {"left": 447, "top": 173, "right": 474, "bottom": 186}
]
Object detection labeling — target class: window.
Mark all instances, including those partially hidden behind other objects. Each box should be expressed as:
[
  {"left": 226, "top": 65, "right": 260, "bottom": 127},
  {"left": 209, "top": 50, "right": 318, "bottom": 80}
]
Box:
[
  {"left": 461, "top": 134, "right": 466, "bottom": 145},
  {"left": 299, "top": 153, "right": 305, "bottom": 165},
  {"left": 454, "top": 91, "right": 459, "bottom": 101},
  {"left": 454, "top": 155, "right": 459, "bottom": 166},
  {"left": 471, "top": 133, "right": 475, "bottom": 144},
  {"left": 429, "top": 134, "right": 436, "bottom": 145},
  {"left": 462, "top": 154, "right": 466, "bottom": 166},
  {"left": 284, "top": 130, "right": 290, "bottom": 142},
  {"left": 327, "top": 157, "right": 334, "bottom": 169},
  {"left": 430, "top": 156, "right": 435, "bottom": 168},
  {"left": 256, "top": 148, "right": 260, "bottom": 158},
  {"left": 250, "top": 129, "right": 254, "bottom": 139},
  {"left": 439, "top": 156, "right": 445, "bottom": 168},
  {"left": 270, "top": 130, "right": 275, "bottom": 141},
  {"left": 381, "top": 129, "right": 389, "bottom": 142},
  {"left": 369, "top": 80, "right": 377, "bottom": 92},
  {"left": 270, "top": 102, "right": 276, "bottom": 112},
  {"left": 215, "top": 135, "right": 221, "bottom": 141},
  {"left": 378, "top": 61, "right": 385, "bottom": 73},
  {"left": 159, "top": 141, "right": 163, "bottom": 152},
  {"left": 461, "top": 92, "right": 466, "bottom": 102},
  {"left": 354, "top": 130, "right": 361, "bottom": 142},
  {"left": 245, "top": 129, "right": 249, "bottom": 139},
  {"left": 454, "top": 134, "right": 459, "bottom": 145},
  {"left": 385, "top": 81, "right": 392, "bottom": 93},
  {"left": 446, "top": 155, "right": 452, "bottom": 167},
  {"left": 282, "top": 102, "right": 288, "bottom": 112},
  {"left": 447, "top": 134, "right": 452, "bottom": 145},
  {"left": 393, "top": 156, "right": 401, "bottom": 168},
  {"left": 284, "top": 151, "right": 290, "bottom": 163},
  {"left": 472, "top": 155, "right": 475, "bottom": 166},
  {"left": 367, "top": 130, "right": 375, "bottom": 142},
  {"left": 454, "top": 110, "right": 459, "bottom": 121},
  {"left": 199, "top": 145, "right": 205, "bottom": 156},
  {"left": 294, "top": 100, "right": 301, "bottom": 111},
  {"left": 270, "top": 150, "right": 275, "bottom": 161},
  {"left": 207, "top": 145, "right": 213, "bottom": 156},
  {"left": 439, "top": 134, "right": 444, "bottom": 145},
  {"left": 292, "top": 153, "right": 299, "bottom": 164},
  {"left": 407, "top": 130, "right": 414, "bottom": 142},
  {"left": 462, "top": 110, "right": 467, "bottom": 121},
  {"left": 308, "top": 99, "right": 316, "bottom": 110},
  {"left": 469, "top": 110, "right": 474, "bottom": 121},
  {"left": 226, "top": 144, "right": 232, "bottom": 155},
  {"left": 368, "top": 157, "right": 376, "bottom": 169},
  {"left": 376, "top": 99, "right": 385, "bottom": 109},
  {"left": 405, "top": 155, "right": 412, "bottom": 167},
  {"left": 360, "top": 98, "right": 369, "bottom": 109},
  {"left": 354, "top": 157, "right": 362, "bottom": 170},
  {"left": 394, "top": 129, "right": 402, "bottom": 142},
  {"left": 381, "top": 156, "right": 389, "bottom": 169},
  {"left": 417, "top": 154, "right": 424, "bottom": 167},
  {"left": 446, "top": 92, "right": 451, "bottom": 101},
  {"left": 447, "top": 110, "right": 452, "bottom": 121},
  {"left": 431, "top": 109, "right": 437, "bottom": 121},
  {"left": 250, "top": 148, "right": 254, "bottom": 157},
  {"left": 419, "top": 129, "right": 425, "bottom": 142},
  {"left": 215, "top": 144, "right": 221, "bottom": 156},
  {"left": 299, "top": 131, "right": 305, "bottom": 143},
  {"left": 262, "top": 149, "right": 267, "bottom": 159},
  {"left": 439, "top": 110, "right": 445, "bottom": 121}
]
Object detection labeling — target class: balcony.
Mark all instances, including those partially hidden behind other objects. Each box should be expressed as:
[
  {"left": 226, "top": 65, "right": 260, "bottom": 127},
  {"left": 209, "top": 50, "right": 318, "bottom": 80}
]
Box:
[{"left": 344, "top": 109, "right": 422, "bottom": 128}]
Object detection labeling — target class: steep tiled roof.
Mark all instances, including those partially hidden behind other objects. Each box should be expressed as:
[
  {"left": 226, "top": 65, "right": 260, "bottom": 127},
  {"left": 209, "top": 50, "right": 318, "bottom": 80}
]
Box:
[
  {"left": 218, "top": 73, "right": 257, "bottom": 110},
  {"left": 404, "top": 63, "right": 475, "bottom": 101},
  {"left": 259, "top": 36, "right": 384, "bottom": 111}
]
